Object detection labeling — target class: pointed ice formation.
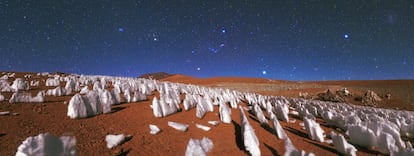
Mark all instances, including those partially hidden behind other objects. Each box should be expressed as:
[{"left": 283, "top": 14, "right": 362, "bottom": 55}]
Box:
[
  {"left": 331, "top": 132, "right": 357, "bottom": 156},
  {"left": 219, "top": 103, "right": 231, "bottom": 124},
  {"left": 275, "top": 101, "right": 289, "bottom": 122},
  {"left": 303, "top": 117, "right": 324, "bottom": 142},
  {"left": 239, "top": 107, "right": 261, "bottom": 156},
  {"left": 347, "top": 124, "right": 377, "bottom": 150},
  {"left": 183, "top": 94, "right": 197, "bottom": 111},
  {"left": 45, "top": 78, "right": 60, "bottom": 87},
  {"left": 270, "top": 112, "right": 287, "bottom": 139},
  {"left": 67, "top": 91, "right": 113, "bottom": 119},
  {"left": 15, "top": 133, "right": 76, "bottom": 156},
  {"left": 9, "top": 92, "right": 44, "bottom": 103},
  {"left": 284, "top": 138, "right": 315, "bottom": 156},
  {"left": 10, "top": 78, "right": 29, "bottom": 92},
  {"left": 185, "top": 137, "right": 214, "bottom": 156},
  {"left": 132, "top": 91, "right": 147, "bottom": 102},
  {"left": 46, "top": 86, "right": 67, "bottom": 96},
  {"left": 124, "top": 90, "right": 132, "bottom": 103},
  {"left": 99, "top": 90, "right": 115, "bottom": 113},
  {"left": 252, "top": 103, "right": 268, "bottom": 126},
  {"left": 152, "top": 97, "right": 163, "bottom": 117},
  {"left": 151, "top": 94, "right": 180, "bottom": 118},
  {"left": 79, "top": 86, "right": 89, "bottom": 94},
  {"left": 196, "top": 97, "right": 207, "bottom": 119},
  {"left": 67, "top": 94, "right": 88, "bottom": 119}
]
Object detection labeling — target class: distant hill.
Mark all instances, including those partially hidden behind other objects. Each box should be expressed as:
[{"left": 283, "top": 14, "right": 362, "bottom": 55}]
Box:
[{"left": 138, "top": 72, "right": 174, "bottom": 80}]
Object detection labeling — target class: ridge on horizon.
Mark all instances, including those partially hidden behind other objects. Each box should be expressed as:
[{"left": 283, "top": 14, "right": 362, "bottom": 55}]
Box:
[{"left": 1, "top": 70, "right": 413, "bottom": 82}]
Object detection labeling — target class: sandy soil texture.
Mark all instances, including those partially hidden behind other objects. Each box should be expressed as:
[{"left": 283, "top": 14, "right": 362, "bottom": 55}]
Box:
[{"left": 0, "top": 72, "right": 412, "bottom": 155}]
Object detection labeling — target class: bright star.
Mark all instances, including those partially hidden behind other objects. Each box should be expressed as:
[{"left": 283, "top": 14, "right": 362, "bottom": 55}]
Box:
[
  {"left": 196, "top": 67, "right": 201, "bottom": 71},
  {"left": 208, "top": 47, "right": 218, "bottom": 53},
  {"left": 262, "top": 70, "right": 267, "bottom": 75},
  {"left": 221, "top": 28, "right": 226, "bottom": 33},
  {"left": 344, "top": 34, "right": 349, "bottom": 39},
  {"left": 118, "top": 27, "right": 124, "bottom": 32}
]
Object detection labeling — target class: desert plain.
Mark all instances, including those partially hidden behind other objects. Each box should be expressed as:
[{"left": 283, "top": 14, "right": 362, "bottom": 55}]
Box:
[{"left": 1, "top": 71, "right": 413, "bottom": 156}]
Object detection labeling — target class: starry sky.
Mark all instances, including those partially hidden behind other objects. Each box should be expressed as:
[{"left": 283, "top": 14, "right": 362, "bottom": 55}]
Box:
[{"left": 1, "top": 0, "right": 413, "bottom": 80}]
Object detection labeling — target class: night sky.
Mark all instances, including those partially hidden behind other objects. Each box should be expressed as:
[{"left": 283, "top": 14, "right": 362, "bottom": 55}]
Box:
[{"left": 1, "top": 1, "right": 413, "bottom": 80}]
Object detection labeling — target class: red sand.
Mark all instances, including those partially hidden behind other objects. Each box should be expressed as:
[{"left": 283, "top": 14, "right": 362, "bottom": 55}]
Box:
[{"left": 0, "top": 72, "right": 412, "bottom": 155}]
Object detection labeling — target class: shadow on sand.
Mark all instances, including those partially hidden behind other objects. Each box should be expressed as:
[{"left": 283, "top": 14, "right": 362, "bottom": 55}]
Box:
[
  {"left": 116, "top": 148, "right": 131, "bottom": 156},
  {"left": 264, "top": 143, "right": 280, "bottom": 156},
  {"left": 232, "top": 120, "right": 249, "bottom": 154},
  {"left": 109, "top": 106, "right": 127, "bottom": 114}
]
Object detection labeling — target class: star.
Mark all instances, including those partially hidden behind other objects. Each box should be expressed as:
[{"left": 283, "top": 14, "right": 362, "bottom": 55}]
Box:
[
  {"left": 208, "top": 47, "right": 218, "bottom": 53},
  {"left": 196, "top": 67, "right": 201, "bottom": 71},
  {"left": 262, "top": 70, "right": 267, "bottom": 75},
  {"left": 117, "top": 27, "right": 124, "bottom": 32},
  {"left": 221, "top": 28, "right": 226, "bottom": 34},
  {"left": 344, "top": 34, "right": 349, "bottom": 39}
]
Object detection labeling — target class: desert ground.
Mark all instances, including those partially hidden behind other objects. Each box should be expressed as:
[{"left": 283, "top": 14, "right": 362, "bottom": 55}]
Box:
[{"left": 1, "top": 71, "right": 413, "bottom": 155}]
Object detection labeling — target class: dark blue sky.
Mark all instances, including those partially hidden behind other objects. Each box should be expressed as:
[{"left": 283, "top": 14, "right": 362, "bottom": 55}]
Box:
[{"left": 1, "top": 0, "right": 413, "bottom": 80}]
